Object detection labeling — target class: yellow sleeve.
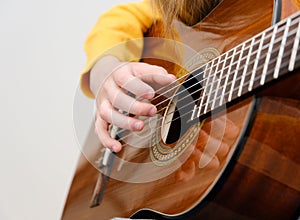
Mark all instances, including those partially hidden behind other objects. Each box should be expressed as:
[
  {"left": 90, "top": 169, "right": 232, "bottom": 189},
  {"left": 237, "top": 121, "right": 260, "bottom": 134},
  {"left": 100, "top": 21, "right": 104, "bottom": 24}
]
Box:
[
  {"left": 294, "top": 0, "right": 300, "bottom": 8},
  {"left": 81, "top": 0, "right": 156, "bottom": 98}
]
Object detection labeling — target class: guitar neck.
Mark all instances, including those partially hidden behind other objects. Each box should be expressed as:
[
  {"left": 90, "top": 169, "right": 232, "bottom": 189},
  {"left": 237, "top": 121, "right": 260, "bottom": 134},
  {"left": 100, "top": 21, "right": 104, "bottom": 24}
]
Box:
[{"left": 190, "top": 11, "right": 300, "bottom": 121}]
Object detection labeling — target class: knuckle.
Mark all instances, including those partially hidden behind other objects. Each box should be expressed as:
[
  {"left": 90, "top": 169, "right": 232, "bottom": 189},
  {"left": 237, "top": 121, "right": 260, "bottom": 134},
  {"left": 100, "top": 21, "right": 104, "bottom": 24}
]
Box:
[
  {"left": 130, "top": 118, "right": 144, "bottom": 131},
  {"left": 101, "top": 138, "right": 111, "bottom": 148},
  {"left": 156, "top": 66, "right": 167, "bottom": 74},
  {"left": 130, "top": 101, "right": 149, "bottom": 115},
  {"left": 101, "top": 81, "right": 111, "bottom": 93},
  {"left": 131, "top": 102, "right": 144, "bottom": 115},
  {"left": 114, "top": 70, "right": 129, "bottom": 86},
  {"left": 94, "top": 122, "right": 100, "bottom": 134},
  {"left": 98, "top": 103, "right": 109, "bottom": 121}
]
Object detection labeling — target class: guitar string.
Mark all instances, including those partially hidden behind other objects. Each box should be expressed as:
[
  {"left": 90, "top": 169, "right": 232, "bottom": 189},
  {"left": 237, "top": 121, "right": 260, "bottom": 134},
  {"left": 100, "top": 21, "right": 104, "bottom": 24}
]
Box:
[
  {"left": 154, "top": 32, "right": 291, "bottom": 115},
  {"left": 149, "top": 18, "right": 299, "bottom": 114},
  {"left": 112, "top": 18, "right": 300, "bottom": 143},
  {"left": 120, "top": 57, "right": 300, "bottom": 149},
  {"left": 108, "top": 13, "right": 300, "bottom": 144},
  {"left": 115, "top": 37, "right": 299, "bottom": 146},
  {"left": 118, "top": 45, "right": 299, "bottom": 148},
  {"left": 119, "top": 21, "right": 298, "bottom": 125},
  {"left": 167, "top": 26, "right": 300, "bottom": 118},
  {"left": 142, "top": 12, "right": 300, "bottom": 108},
  {"left": 122, "top": 15, "right": 299, "bottom": 123}
]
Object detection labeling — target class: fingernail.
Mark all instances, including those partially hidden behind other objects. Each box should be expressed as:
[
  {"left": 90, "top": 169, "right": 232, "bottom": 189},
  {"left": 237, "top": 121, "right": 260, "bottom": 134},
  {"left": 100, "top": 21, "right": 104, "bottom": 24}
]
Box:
[
  {"left": 144, "top": 92, "right": 154, "bottom": 99},
  {"left": 168, "top": 74, "right": 177, "bottom": 80},
  {"left": 112, "top": 145, "right": 119, "bottom": 152},
  {"left": 134, "top": 121, "right": 143, "bottom": 130},
  {"left": 149, "top": 106, "right": 157, "bottom": 116}
]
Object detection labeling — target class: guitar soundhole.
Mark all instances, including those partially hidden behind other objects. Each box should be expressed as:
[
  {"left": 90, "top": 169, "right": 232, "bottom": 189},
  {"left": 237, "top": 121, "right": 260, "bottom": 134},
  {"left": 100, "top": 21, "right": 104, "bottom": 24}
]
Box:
[{"left": 165, "top": 69, "right": 204, "bottom": 144}]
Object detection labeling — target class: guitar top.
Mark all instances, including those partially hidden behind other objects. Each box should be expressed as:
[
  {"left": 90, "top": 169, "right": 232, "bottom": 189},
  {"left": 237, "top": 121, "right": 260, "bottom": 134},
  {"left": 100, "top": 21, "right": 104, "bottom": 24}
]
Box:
[{"left": 63, "top": 0, "right": 300, "bottom": 219}]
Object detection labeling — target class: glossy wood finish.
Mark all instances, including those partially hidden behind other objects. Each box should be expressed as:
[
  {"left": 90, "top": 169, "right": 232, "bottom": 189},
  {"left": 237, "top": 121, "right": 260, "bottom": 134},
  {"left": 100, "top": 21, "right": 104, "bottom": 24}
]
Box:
[
  {"left": 63, "top": 100, "right": 254, "bottom": 220},
  {"left": 186, "top": 96, "right": 300, "bottom": 220},
  {"left": 63, "top": 0, "right": 300, "bottom": 219}
]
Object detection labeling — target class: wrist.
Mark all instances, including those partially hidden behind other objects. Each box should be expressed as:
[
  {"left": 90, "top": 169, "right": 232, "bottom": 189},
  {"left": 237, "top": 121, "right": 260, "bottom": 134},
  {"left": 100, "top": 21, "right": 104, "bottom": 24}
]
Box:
[{"left": 90, "top": 56, "right": 121, "bottom": 97}]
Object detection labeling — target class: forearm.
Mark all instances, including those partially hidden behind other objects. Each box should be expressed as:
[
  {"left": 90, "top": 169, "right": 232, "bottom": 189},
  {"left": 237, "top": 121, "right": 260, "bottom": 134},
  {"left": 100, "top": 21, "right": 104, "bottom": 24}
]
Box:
[
  {"left": 81, "top": 0, "right": 156, "bottom": 98},
  {"left": 90, "top": 56, "right": 121, "bottom": 97}
]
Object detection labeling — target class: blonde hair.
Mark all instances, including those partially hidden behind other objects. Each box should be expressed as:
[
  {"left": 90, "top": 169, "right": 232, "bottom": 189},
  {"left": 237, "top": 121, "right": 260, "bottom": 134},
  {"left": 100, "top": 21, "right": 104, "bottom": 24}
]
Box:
[{"left": 152, "top": 0, "right": 221, "bottom": 34}]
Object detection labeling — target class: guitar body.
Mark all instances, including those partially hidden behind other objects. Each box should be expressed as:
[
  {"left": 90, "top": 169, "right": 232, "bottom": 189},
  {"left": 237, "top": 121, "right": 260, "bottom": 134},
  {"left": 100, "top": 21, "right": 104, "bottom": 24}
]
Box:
[{"left": 63, "top": 0, "right": 300, "bottom": 219}]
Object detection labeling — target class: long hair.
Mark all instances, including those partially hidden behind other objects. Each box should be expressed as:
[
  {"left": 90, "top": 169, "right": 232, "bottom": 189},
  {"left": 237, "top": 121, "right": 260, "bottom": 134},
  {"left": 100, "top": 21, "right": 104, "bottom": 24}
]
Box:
[{"left": 152, "top": 0, "right": 222, "bottom": 35}]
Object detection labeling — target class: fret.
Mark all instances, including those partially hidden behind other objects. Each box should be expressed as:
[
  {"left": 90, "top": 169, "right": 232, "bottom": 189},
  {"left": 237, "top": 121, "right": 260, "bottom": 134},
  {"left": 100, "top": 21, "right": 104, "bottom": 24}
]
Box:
[
  {"left": 212, "top": 52, "right": 228, "bottom": 109},
  {"left": 274, "top": 18, "right": 291, "bottom": 78},
  {"left": 250, "top": 46, "right": 299, "bottom": 94},
  {"left": 248, "top": 31, "right": 298, "bottom": 90},
  {"left": 249, "top": 32, "right": 265, "bottom": 91},
  {"left": 191, "top": 11, "right": 300, "bottom": 121},
  {"left": 219, "top": 48, "right": 236, "bottom": 106},
  {"left": 261, "top": 25, "right": 278, "bottom": 85},
  {"left": 288, "top": 20, "right": 300, "bottom": 71},
  {"left": 238, "top": 37, "right": 255, "bottom": 97},
  {"left": 229, "top": 44, "right": 245, "bottom": 101},
  {"left": 197, "top": 64, "right": 210, "bottom": 117},
  {"left": 204, "top": 58, "right": 219, "bottom": 114},
  {"left": 190, "top": 104, "right": 197, "bottom": 121}
]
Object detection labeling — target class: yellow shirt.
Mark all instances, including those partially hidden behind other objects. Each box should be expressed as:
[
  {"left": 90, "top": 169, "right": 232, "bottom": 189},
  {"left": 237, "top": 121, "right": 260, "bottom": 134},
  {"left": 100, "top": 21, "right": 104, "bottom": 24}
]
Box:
[
  {"left": 81, "top": 0, "right": 300, "bottom": 98},
  {"left": 81, "top": 0, "right": 155, "bottom": 98}
]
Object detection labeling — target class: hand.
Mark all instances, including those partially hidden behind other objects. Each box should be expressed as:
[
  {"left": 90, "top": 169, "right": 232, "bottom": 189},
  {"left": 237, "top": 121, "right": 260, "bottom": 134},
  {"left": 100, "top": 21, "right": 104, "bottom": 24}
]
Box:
[
  {"left": 175, "top": 116, "right": 240, "bottom": 182},
  {"left": 90, "top": 56, "right": 176, "bottom": 152}
]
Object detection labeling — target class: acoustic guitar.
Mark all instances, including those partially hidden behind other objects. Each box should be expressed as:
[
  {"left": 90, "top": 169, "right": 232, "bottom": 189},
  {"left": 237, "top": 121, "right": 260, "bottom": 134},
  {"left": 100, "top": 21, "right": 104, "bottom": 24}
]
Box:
[{"left": 63, "top": 0, "right": 300, "bottom": 219}]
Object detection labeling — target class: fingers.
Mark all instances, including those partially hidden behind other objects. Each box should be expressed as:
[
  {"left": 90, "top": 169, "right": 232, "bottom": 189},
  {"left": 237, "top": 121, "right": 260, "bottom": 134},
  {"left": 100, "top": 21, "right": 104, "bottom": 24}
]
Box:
[
  {"left": 112, "top": 62, "right": 176, "bottom": 99},
  {"left": 201, "top": 116, "right": 239, "bottom": 143},
  {"left": 102, "top": 78, "right": 157, "bottom": 117},
  {"left": 175, "top": 149, "right": 220, "bottom": 182},
  {"left": 95, "top": 116, "right": 122, "bottom": 152},
  {"left": 175, "top": 160, "right": 195, "bottom": 182},
  {"left": 178, "top": 116, "right": 239, "bottom": 176},
  {"left": 97, "top": 99, "right": 144, "bottom": 132},
  {"left": 222, "top": 118, "right": 240, "bottom": 142},
  {"left": 94, "top": 61, "right": 177, "bottom": 152},
  {"left": 197, "top": 129, "right": 229, "bottom": 158},
  {"left": 132, "top": 63, "right": 177, "bottom": 86}
]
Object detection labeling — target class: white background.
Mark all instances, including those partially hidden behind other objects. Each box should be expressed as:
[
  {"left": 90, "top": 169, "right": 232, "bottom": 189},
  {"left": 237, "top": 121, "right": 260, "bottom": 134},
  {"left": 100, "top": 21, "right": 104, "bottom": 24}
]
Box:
[{"left": 0, "top": 0, "right": 137, "bottom": 219}]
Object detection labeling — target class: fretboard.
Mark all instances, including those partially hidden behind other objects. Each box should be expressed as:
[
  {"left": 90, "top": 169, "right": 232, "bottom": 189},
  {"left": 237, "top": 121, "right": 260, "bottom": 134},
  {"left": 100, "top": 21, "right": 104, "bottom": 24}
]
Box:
[{"left": 190, "top": 10, "right": 300, "bottom": 120}]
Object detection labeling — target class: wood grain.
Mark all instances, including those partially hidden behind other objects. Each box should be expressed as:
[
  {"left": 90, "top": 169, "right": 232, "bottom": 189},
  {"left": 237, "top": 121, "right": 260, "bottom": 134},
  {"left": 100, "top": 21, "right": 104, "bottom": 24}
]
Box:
[{"left": 62, "top": 0, "right": 300, "bottom": 219}]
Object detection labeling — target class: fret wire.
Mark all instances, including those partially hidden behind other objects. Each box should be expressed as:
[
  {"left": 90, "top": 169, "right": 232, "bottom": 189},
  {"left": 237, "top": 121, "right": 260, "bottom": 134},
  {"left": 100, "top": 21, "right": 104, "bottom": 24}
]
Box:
[
  {"left": 198, "top": 36, "right": 298, "bottom": 116},
  {"left": 118, "top": 40, "right": 300, "bottom": 144},
  {"left": 148, "top": 12, "right": 299, "bottom": 112},
  {"left": 140, "top": 39, "right": 300, "bottom": 137},
  {"left": 191, "top": 26, "right": 297, "bottom": 115},
  {"left": 274, "top": 18, "right": 291, "bottom": 78},
  {"left": 288, "top": 20, "right": 300, "bottom": 71},
  {"left": 219, "top": 48, "right": 236, "bottom": 106},
  {"left": 190, "top": 104, "right": 197, "bottom": 121},
  {"left": 212, "top": 52, "right": 228, "bottom": 109},
  {"left": 211, "top": 55, "right": 226, "bottom": 109},
  {"left": 153, "top": 51, "right": 300, "bottom": 136},
  {"left": 249, "top": 32, "right": 266, "bottom": 91},
  {"left": 201, "top": 48, "right": 299, "bottom": 114},
  {"left": 228, "top": 44, "right": 245, "bottom": 101},
  {"left": 200, "top": 21, "right": 295, "bottom": 108},
  {"left": 114, "top": 12, "right": 300, "bottom": 144},
  {"left": 204, "top": 59, "right": 215, "bottom": 111},
  {"left": 151, "top": 12, "right": 300, "bottom": 111},
  {"left": 261, "top": 25, "right": 278, "bottom": 85},
  {"left": 182, "top": 23, "right": 294, "bottom": 117},
  {"left": 197, "top": 63, "right": 210, "bottom": 117},
  {"left": 204, "top": 57, "right": 221, "bottom": 114},
  {"left": 151, "top": 16, "right": 296, "bottom": 111},
  {"left": 212, "top": 45, "right": 298, "bottom": 119},
  {"left": 238, "top": 37, "right": 255, "bottom": 96}
]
